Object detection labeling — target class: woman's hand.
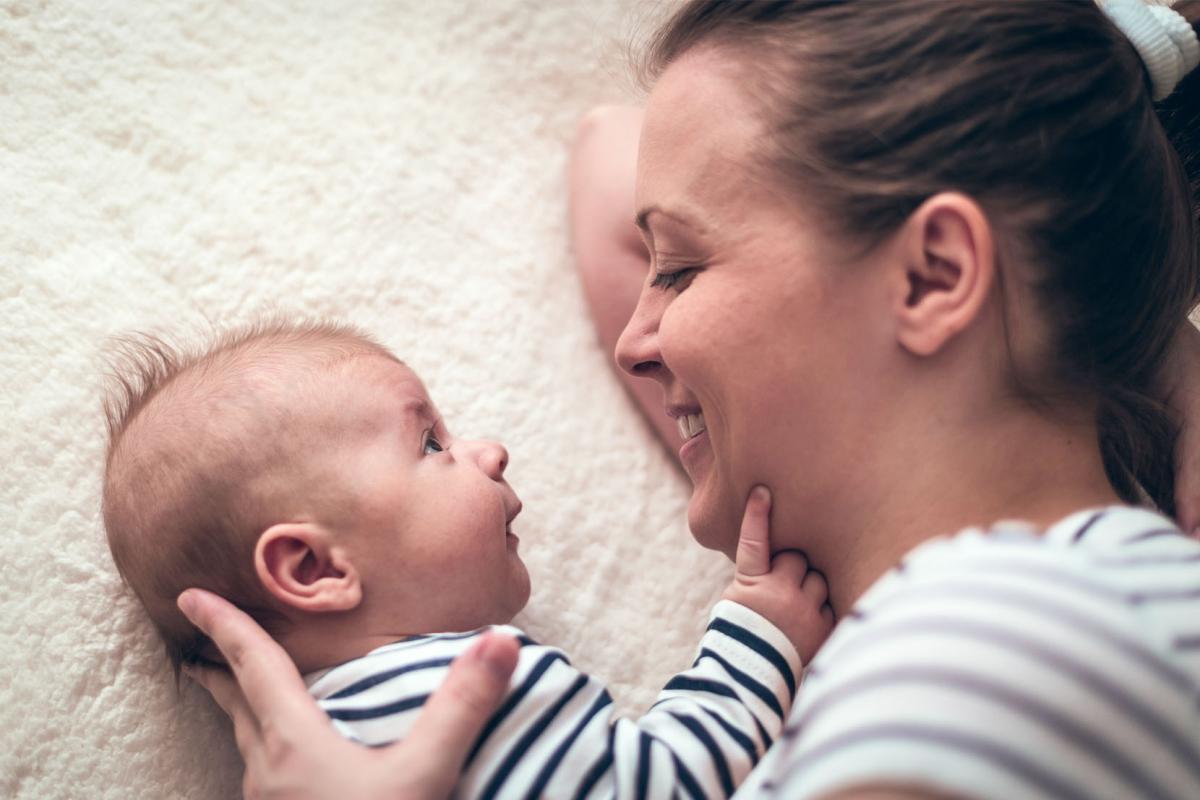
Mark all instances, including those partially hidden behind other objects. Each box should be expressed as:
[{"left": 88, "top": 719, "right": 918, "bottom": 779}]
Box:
[
  {"left": 177, "top": 589, "right": 518, "bottom": 800},
  {"left": 1168, "top": 321, "right": 1200, "bottom": 536}
]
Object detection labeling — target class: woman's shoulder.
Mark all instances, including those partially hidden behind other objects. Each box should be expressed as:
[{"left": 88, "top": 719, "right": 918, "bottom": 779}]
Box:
[
  {"left": 828, "top": 505, "right": 1200, "bottom": 681},
  {"left": 769, "top": 506, "right": 1200, "bottom": 799}
]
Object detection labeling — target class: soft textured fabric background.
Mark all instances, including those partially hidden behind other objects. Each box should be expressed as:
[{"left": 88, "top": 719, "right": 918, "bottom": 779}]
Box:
[{"left": 0, "top": 2, "right": 732, "bottom": 797}]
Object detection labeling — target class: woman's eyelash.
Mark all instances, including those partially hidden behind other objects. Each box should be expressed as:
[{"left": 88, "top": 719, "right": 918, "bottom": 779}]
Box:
[{"left": 650, "top": 267, "right": 698, "bottom": 290}]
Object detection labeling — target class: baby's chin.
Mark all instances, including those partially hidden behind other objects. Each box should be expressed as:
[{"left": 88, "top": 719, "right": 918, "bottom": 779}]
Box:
[
  {"left": 512, "top": 563, "right": 532, "bottom": 616},
  {"left": 492, "top": 560, "right": 531, "bottom": 625}
]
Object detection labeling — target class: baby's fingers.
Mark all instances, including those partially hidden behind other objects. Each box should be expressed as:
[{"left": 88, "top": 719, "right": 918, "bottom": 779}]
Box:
[
  {"left": 769, "top": 550, "right": 809, "bottom": 584},
  {"left": 801, "top": 568, "right": 829, "bottom": 604},
  {"left": 734, "top": 486, "right": 773, "bottom": 578},
  {"left": 820, "top": 603, "right": 836, "bottom": 628}
]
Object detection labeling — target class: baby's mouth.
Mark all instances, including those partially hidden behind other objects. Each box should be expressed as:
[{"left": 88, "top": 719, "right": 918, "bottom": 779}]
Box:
[{"left": 676, "top": 410, "right": 707, "bottom": 441}]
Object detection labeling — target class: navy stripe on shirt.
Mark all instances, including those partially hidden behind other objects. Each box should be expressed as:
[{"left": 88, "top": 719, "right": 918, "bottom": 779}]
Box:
[
  {"left": 635, "top": 732, "right": 652, "bottom": 800},
  {"left": 327, "top": 657, "right": 453, "bottom": 700},
  {"left": 1070, "top": 510, "right": 1108, "bottom": 543},
  {"left": 466, "top": 651, "right": 570, "bottom": 767},
  {"left": 790, "top": 666, "right": 1180, "bottom": 800},
  {"left": 325, "top": 692, "right": 428, "bottom": 721},
  {"left": 701, "top": 706, "right": 760, "bottom": 765},
  {"left": 706, "top": 618, "right": 796, "bottom": 700},
  {"left": 771, "top": 723, "right": 1096, "bottom": 800},
  {"left": 571, "top": 725, "right": 617, "bottom": 800},
  {"left": 479, "top": 673, "right": 590, "bottom": 800},
  {"left": 669, "top": 712, "right": 735, "bottom": 797},
  {"left": 805, "top": 614, "right": 1200, "bottom": 777},
  {"left": 524, "top": 690, "right": 614, "bottom": 800},
  {"left": 695, "top": 647, "right": 784, "bottom": 720}
]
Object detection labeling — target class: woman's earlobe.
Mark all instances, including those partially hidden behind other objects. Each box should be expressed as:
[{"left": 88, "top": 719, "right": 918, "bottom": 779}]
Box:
[
  {"left": 255, "top": 523, "right": 363, "bottom": 613},
  {"left": 893, "top": 192, "right": 995, "bottom": 357}
]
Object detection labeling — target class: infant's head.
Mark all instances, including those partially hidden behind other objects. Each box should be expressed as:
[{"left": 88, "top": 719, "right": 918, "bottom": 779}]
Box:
[{"left": 102, "top": 320, "right": 530, "bottom": 674}]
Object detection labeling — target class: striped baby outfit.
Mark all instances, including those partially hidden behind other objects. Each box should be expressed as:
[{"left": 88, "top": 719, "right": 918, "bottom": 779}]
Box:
[{"left": 307, "top": 600, "right": 799, "bottom": 799}]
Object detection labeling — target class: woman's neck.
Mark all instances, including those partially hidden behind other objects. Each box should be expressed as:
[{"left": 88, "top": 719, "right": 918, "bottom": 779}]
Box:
[{"left": 803, "top": 398, "right": 1121, "bottom": 619}]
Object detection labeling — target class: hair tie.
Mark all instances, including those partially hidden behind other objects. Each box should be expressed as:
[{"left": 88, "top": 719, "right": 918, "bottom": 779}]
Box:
[{"left": 1098, "top": 0, "right": 1200, "bottom": 100}]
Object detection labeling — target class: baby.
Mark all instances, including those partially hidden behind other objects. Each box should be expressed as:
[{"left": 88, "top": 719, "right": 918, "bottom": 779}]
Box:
[{"left": 102, "top": 319, "right": 832, "bottom": 798}]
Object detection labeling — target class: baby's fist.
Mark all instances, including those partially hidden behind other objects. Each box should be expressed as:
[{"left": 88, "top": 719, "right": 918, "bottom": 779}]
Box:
[{"left": 722, "top": 487, "right": 834, "bottom": 664}]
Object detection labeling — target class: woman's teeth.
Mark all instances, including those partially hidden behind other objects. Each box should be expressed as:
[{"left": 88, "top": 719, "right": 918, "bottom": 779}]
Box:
[{"left": 677, "top": 412, "right": 706, "bottom": 441}]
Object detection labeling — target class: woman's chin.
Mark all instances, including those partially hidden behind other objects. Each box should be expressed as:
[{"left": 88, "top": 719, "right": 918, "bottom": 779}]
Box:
[{"left": 686, "top": 484, "right": 741, "bottom": 559}]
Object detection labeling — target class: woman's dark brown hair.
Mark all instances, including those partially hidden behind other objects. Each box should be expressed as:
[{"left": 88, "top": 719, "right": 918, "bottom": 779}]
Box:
[{"left": 643, "top": 0, "right": 1200, "bottom": 513}]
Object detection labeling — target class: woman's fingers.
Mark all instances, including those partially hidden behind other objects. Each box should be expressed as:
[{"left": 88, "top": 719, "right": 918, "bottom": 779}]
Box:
[
  {"left": 177, "top": 588, "right": 518, "bottom": 800},
  {"left": 183, "top": 661, "right": 269, "bottom": 773},
  {"left": 734, "top": 486, "right": 773, "bottom": 578},
  {"left": 177, "top": 589, "right": 331, "bottom": 731},
  {"left": 396, "top": 632, "right": 520, "bottom": 796},
  {"left": 184, "top": 662, "right": 253, "bottom": 724}
]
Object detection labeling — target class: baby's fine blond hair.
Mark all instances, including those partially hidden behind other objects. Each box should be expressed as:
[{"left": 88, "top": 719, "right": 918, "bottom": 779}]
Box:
[{"left": 101, "top": 318, "right": 397, "bottom": 676}]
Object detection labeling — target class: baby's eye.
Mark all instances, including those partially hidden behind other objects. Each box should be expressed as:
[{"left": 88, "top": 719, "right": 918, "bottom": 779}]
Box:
[{"left": 422, "top": 431, "right": 444, "bottom": 455}]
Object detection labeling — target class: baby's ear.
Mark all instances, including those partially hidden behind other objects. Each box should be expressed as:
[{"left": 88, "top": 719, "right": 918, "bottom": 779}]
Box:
[{"left": 254, "top": 523, "right": 362, "bottom": 613}]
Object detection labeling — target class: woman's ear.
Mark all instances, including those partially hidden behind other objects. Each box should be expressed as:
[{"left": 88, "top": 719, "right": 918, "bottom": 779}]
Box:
[
  {"left": 892, "top": 192, "right": 996, "bottom": 357},
  {"left": 254, "top": 523, "right": 362, "bottom": 613}
]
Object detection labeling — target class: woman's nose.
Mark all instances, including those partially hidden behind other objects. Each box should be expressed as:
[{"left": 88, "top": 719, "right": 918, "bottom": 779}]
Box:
[{"left": 615, "top": 286, "right": 666, "bottom": 380}]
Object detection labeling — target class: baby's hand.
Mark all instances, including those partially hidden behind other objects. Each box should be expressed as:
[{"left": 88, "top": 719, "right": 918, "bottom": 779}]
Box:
[{"left": 722, "top": 486, "right": 834, "bottom": 664}]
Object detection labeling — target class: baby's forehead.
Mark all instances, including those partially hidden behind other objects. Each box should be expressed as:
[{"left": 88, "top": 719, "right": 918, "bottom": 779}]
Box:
[{"left": 312, "top": 356, "right": 435, "bottom": 427}]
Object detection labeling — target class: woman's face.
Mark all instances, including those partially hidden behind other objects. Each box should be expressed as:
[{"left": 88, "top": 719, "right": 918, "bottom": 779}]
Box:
[{"left": 616, "top": 48, "right": 890, "bottom": 557}]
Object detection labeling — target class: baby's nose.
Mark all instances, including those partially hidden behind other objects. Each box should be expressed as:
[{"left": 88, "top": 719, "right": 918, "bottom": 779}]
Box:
[{"left": 474, "top": 439, "right": 508, "bottom": 480}]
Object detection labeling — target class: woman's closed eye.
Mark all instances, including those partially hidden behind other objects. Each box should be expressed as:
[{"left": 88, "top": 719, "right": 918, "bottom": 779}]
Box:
[{"left": 650, "top": 266, "right": 700, "bottom": 291}]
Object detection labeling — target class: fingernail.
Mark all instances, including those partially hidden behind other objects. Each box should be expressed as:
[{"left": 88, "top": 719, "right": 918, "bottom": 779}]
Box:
[
  {"left": 754, "top": 486, "right": 770, "bottom": 504},
  {"left": 177, "top": 590, "right": 197, "bottom": 619},
  {"left": 473, "top": 635, "right": 515, "bottom": 678}
]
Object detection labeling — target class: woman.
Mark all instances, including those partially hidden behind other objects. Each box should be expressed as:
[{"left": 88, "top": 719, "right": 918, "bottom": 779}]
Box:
[{"left": 182, "top": 1, "right": 1200, "bottom": 797}]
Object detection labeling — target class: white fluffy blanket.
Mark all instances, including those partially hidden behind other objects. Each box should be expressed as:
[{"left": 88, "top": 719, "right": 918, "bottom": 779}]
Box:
[{"left": 1, "top": 2, "right": 732, "bottom": 797}]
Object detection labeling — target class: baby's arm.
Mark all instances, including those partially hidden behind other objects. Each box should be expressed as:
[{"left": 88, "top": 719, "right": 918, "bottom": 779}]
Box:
[
  {"left": 554, "top": 486, "right": 831, "bottom": 797},
  {"left": 312, "top": 490, "right": 831, "bottom": 798},
  {"left": 721, "top": 486, "right": 835, "bottom": 666},
  {"left": 467, "top": 488, "right": 829, "bottom": 798}
]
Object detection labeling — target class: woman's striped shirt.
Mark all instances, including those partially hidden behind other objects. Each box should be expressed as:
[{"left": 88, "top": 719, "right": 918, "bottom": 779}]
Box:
[
  {"left": 736, "top": 505, "right": 1200, "bottom": 800},
  {"left": 306, "top": 600, "right": 799, "bottom": 799}
]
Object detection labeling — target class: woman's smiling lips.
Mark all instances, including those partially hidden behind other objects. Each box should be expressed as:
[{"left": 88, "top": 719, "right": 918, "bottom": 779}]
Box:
[{"left": 668, "top": 404, "right": 710, "bottom": 477}]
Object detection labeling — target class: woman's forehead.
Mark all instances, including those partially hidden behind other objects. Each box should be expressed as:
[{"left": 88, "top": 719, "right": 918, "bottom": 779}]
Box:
[{"left": 638, "top": 49, "right": 769, "bottom": 225}]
